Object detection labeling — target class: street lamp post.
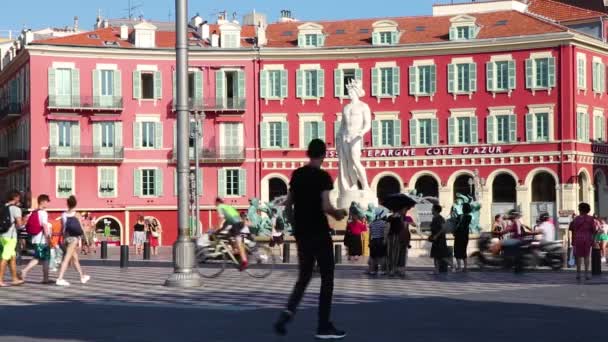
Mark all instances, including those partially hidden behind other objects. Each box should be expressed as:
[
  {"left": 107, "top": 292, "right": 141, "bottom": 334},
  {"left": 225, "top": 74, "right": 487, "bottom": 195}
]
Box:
[{"left": 165, "top": 0, "right": 202, "bottom": 287}]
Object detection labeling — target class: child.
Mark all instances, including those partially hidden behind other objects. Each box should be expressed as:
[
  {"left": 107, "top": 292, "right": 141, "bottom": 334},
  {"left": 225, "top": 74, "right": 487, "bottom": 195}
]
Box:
[
  {"left": 20, "top": 194, "right": 52, "bottom": 283},
  {"left": 367, "top": 207, "right": 389, "bottom": 276}
]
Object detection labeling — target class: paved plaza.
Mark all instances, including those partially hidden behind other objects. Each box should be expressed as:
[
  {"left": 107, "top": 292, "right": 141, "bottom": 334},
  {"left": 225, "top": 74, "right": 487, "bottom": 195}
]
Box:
[{"left": 1, "top": 258, "right": 607, "bottom": 342}]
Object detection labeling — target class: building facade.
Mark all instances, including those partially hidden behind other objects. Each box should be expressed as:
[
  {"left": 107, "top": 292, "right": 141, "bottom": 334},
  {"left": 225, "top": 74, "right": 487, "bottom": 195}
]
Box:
[{"left": 2, "top": 0, "right": 608, "bottom": 245}]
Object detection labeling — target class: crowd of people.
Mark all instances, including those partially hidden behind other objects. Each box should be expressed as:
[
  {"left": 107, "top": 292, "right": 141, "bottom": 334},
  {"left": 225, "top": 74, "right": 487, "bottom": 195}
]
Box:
[{"left": 132, "top": 215, "right": 162, "bottom": 257}]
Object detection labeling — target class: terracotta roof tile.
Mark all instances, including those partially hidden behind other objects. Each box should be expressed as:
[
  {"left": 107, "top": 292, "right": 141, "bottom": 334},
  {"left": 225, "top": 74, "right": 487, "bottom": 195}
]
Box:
[
  {"left": 553, "top": 0, "right": 608, "bottom": 14},
  {"left": 527, "top": 0, "right": 606, "bottom": 21}
]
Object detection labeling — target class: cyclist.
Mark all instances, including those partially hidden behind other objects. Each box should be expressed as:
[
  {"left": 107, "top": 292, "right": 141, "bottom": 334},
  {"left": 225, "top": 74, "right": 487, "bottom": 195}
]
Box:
[{"left": 215, "top": 197, "right": 248, "bottom": 270}]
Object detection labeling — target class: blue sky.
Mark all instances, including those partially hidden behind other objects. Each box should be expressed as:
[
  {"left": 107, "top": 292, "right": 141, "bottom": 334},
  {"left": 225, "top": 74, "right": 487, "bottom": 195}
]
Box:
[{"left": 0, "top": 0, "right": 437, "bottom": 35}]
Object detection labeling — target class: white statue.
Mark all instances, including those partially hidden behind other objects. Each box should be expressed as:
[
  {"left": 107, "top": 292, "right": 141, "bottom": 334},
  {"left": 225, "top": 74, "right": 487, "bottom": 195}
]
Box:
[{"left": 337, "top": 79, "right": 372, "bottom": 193}]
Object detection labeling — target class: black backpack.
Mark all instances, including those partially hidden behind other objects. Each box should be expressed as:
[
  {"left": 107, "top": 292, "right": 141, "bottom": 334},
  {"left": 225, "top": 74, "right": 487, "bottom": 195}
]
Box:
[
  {"left": 64, "top": 216, "right": 84, "bottom": 237},
  {"left": 0, "top": 205, "right": 14, "bottom": 234}
]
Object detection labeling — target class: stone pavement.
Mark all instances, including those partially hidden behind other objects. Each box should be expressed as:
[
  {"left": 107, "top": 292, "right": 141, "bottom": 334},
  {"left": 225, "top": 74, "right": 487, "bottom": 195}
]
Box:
[{"left": 1, "top": 260, "right": 607, "bottom": 342}]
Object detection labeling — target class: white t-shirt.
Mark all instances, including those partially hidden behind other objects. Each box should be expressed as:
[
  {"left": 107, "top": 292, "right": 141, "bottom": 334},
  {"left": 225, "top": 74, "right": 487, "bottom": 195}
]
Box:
[
  {"left": 31, "top": 210, "right": 50, "bottom": 245},
  {"left": 536, "top": 221, "right": 556, "bottom": 242},
  {"left": 1, "top": 204, "right": 22, "bottom": 239}
]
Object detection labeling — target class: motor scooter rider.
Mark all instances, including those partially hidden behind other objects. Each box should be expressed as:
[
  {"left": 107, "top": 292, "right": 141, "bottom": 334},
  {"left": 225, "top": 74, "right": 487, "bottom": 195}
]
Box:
[{"left": 534, "top": 212, "right": 556, "bottom": 243}]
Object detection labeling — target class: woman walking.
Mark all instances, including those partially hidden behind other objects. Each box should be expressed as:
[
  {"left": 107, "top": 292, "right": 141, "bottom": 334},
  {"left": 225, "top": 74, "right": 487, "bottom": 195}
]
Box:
[
  {"left": 147, "top": 218, "right": 162, "bottom": 256},
  {"left": 429, "top": 204, "right": 448, "bottom": 275},
  {"left": 55, "top": 196, "right": 90, "bottom": 287},
  {"left": 453, "top": 203, "right": 472, "bottom": 272},
  {"left": 386, "top": 204, "right": 413, "bottom": 278},
  {"left": 345, "top": 214, "right": 366, "bottom": 262},
  {"left": 569, "top": 203, "right": 599, "bottom": 281},
  {"left": 132, "top": 215, "right": 146, "bottom": 255}
]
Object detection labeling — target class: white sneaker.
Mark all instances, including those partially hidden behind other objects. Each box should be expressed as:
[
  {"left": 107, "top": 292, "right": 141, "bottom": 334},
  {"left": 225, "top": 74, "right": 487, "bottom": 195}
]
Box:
[
  {"left": 56, "top": 279, "right": 70, "bottom": 287},
  {"left": 80, "top": 275, "right": 90, "bottom": 284}
]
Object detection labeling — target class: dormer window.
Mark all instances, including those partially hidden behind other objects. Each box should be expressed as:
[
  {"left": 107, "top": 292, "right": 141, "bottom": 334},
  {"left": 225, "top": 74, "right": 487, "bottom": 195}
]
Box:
[
  {"left": 449, "top": 15, "right": 478, "bottom": 41},
  {"left": 133, "top": 21, "right": 157, "bottom": 48},
  {"left": 372, "top": 20, "right": 399, "bottom": 46},
  {"left": 220, "top": 22, "right": 241, "bottom": 48},
  {"left": 297, "top": 23, "right": 325, "bottom": 48}
]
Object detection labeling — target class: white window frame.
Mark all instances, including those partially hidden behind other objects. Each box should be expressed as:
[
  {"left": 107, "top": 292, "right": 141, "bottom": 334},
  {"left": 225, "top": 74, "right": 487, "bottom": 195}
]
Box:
[
  {"left": 372, "top": 20, "right": 399, "bottom": 46},
  {"left": 487, "top": 106, "right": 516, "bottom": 144},
  {"left": 262, "top": 113, "right": 288, "bottom": 150},
  {"left": 527, "top": 104, "right": 555, "bottom": 142},
  {"left": 98, "top": 166, "right": 118, "bottom": 198},
  {"left": 592, "top": 56, "right": 605, "bottom": 96},
  {"left": 577, "top": 52, "right": 587, "bottom": 93},
  {"left": 449, "top": 15, "right": 478, "bottom": 41},
  {"left": 488, "top": 55, "right": 515, "bottom": 97},
  {"left": 56, "top": 166, "right": 75, "bottom": 199},
  {"left": 528, "top": 52, "right": 555, "bottom": 94},
  {"left": 577, "top": 104, "right": 590, "bottom": 143},
  {"left": 374, "top": 112, "right": 399, "bottom": 147},
  {"left": 410, "top": 110, "right": 438, "bottom": 146},
  {"left": 411, "top": 60, "right": 436, "bottom": 101},
  {"left": 223, "top": 167, "right": 242, "bottom": 198},
  {"left": 449, "top": 108, "right": 476, "bottom": 145},
  {"left": 139, "top": 167, "right": 160, "bottom": 198},
  {"left": 593, "top": 108, "right": 605, "bottom": 142},
  {"left": 135, "top": 114, "right": 161, "bottom": 150},
  {"left": 298, "top": 113, "right": 324, "bottom": 148},
  {"left": 298, "top": 23, "right": 324, "bottom": 48},
  {"left": 219, "top": 122, "right": 244, "bottom": 150}
]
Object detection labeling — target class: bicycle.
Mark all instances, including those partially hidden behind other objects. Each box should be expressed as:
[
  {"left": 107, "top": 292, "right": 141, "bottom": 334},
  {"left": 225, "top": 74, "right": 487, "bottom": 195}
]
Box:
[{"left": 196, "top": 232, "right": 275, "bottom": 279}]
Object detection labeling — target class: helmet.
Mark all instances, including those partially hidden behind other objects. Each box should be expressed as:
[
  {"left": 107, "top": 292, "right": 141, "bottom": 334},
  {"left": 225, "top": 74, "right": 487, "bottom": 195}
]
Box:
[
  {"left": 507, "top": 209, "right": 521, "bottom": 218},
  {"left": 539, "top": 212, "right": 550, "bottom": 222}
]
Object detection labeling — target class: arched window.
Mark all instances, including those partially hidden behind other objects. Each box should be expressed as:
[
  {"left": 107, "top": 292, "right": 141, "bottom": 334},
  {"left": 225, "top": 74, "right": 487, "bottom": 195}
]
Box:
[
  {"left": 531, "top": 172, "right": 556, "bottom": 202},
  {"left": 453, "top": 174, "right": 474, "bottom": 199},
  {"left": 269, "top": 178, "right": 288, "bottom": 202},
  {"left": 377, "top": 176, "right": 401, "bottom": 202},
  {"left": 492, "top": 173, "right": 516, "bottom": 203},
  {"left": 415, "top": 175, "right": 439, "bottom": 198},
  {"left": 578, "top": 172, "right": 589, "bottom": 203}
]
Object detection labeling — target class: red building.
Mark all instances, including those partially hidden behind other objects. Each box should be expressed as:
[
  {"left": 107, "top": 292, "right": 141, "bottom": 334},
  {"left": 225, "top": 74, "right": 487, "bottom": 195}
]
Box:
[{"left": 1, "top": 0, "right": 608, "bottom": 245}]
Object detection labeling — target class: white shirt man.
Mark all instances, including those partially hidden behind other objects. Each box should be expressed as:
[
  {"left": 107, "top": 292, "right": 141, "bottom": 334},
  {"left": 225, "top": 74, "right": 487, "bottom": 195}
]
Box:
[{"left": 535, "top": 221, "right": 556, "bottom": 242}]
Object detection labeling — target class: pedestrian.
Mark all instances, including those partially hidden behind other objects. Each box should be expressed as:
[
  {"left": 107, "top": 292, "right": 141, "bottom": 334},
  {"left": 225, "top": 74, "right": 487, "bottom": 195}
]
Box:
[
  {"left": 429, "top": 204, "right": 448, "bottom": 275},
  {"left": 345, "top": 213, "right": 366, "bottom": 262},
  {"left": 80, "top": 213, "right": 95, "bottom": 255},
  {"left": 147, "top": 218, "right": 162, "bottom": 256},
  {"left": 55, "top": 195, "right": 90, "bottom": 287},
  {"left": 597, "top": 217, "right": 608, "bottom": 264},
  {"left": 0, "top": 190, "right": 25, "bottom": 287},
  {"left": 49, "top": 217, "right": 64, "bottom": 272},
  {"left": 367, "top": 207, "right": 389, "bottom": 276},
  {"left": 534, "top": 212, "right": 556, "bottom": 242},
  {"left": 133, "top": 215, "right": 146, "bottom": 255},
  {"left": 386, "top": 204, "right": 413, "bottom": 278},
  {"left": 569, "top": 202, "right": 599, "bottom": 281},
  {"left": 492, "top": 214, "right": 505, "bottom": 239},
  {"left": 274, "top": 139, "right": 348, "bottom": 340},
  {"left": 454, "top": 203, "right": 472, "bottom": 272},
  {"left": 20, "top": 194, "right": 52, "bottom": 284},
  {"left": 269, "top": 209, "right": 285, "bottom": 252}
]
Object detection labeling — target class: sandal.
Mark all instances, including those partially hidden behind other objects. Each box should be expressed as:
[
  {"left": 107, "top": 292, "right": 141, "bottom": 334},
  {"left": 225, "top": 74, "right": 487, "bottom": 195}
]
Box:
[
  {"left": 0, "top": 283, "right": 8, "bottom": 287},
  {"left": 11, "top": 280, "right": 24, "bottom": 286}
]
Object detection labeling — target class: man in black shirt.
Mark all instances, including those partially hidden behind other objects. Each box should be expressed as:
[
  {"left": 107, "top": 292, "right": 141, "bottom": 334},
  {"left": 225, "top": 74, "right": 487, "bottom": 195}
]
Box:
[{"left": 274, "top": 139, "right": 348, "bottom": 340}]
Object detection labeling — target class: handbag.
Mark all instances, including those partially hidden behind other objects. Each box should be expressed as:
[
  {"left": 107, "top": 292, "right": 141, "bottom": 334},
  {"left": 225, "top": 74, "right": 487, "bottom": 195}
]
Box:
[{"left": 151, "top": 229, "right": 160, "bottom": 238}]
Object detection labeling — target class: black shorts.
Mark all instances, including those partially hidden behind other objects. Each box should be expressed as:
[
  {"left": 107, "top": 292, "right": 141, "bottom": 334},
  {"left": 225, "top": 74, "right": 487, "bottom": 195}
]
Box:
[{"left": 222, "top": 221, "right": 243, "bottom": 236}]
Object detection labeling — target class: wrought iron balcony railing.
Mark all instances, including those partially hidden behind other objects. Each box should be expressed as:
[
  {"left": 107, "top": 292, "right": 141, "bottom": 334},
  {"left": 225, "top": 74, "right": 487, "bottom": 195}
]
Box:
[
  {"left": 48, "top": 95, "right": 123, "bottom": 111},
  {"left": 48, "top": 145, "right": 124, "bottom": 162},
  {"left": 171, "top": 146, "right": 245, "bottom": 163},
  {"left": 203, "top": 97, "right": 246, "bottom": 112}
]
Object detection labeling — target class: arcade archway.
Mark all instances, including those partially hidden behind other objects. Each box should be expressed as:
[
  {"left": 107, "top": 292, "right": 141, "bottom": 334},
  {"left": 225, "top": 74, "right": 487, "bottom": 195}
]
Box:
[
  {"left": 415, "top": 175, "right": 439, "bottom": 198},
  {"left": 376, "top": 175, "right": 401, "bottom": 201},
  {"left": 268, "top": 177, "right": 288, "bottom": 202}
]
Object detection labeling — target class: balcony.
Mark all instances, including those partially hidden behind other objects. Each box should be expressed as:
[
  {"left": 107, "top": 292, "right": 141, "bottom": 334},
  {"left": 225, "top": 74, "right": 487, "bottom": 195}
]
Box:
[
  {"left": 0, "top": 102, "right": 23, "bottom": 122},
  {"left": 8, "top": 149, "right": 29, "bottom": 164},
  {"left": 171, "top": 146, "right": 245, "bottom": 164},
  {"left": 48, "top": 145, "right": 124, "bottom": 163},
  {"left": 47, "top": 96, "right": 123, "bottom": 112},
  {"left": 203, "top": 97, "right": 246, "bottom": 113},
  {"left": 170, "top": 97, "right": 205, "bottom": 112}
]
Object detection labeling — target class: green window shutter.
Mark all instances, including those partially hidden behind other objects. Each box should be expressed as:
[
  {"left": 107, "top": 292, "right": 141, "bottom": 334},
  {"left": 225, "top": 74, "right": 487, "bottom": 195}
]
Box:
[
  {"left": 334, "top": 68, "right": 344, "bottom": 98},
  {"left": 133, "top": 71, "right": 141, "bottom": 99},
  {"left": 93, "top": 70, "right": 100, "bottom": 105},
  {"left": 133, "top": 122, "right": 141, "bottom": 148},
  {"left": 468, "top": 26, "right": 475, "bottom": 39},
  {"left": 448, "top": 117, "right": 456, "bottom": 145},
  {"left": 216, "top": 70, "right": 225, "bottom": 104},
  {"left": 281, "top": 121, "right": 289, "bottom": 148},
  {"left": 548, "top": 57, "right": 556, "bottom": 87},
  {"left": 260, "top": 122, "right": 268, "bottom": 148},
  {"left": 525, "top": 59, "right": 533, "bottom": 89},
  {"left": 372, "top": 120, "right": 380, "bottom": 147},
  {"left": 393, "top": 119, "right": 401, "bottom": 147},
  {"left": 602, "top": 64, "right": 606, "bottom": 92},
  {"left": 470, "top": 117, "right": 478, "bottom": 144},
  {"left": 409, "top": 119, "right": 418, "bottom": 146},
  {"left": 303, "top": 122, "right": 312, "bottom": 146},
  {"left": 114, "top": 70, "right": 122, "bottom": 98},
  {"left": 371, "top": 68, "right": 379, "bottom": 97},
  {"left": 449, "top": 27, "right": 456, "bottom": 41},
  {"left": 217, "top": 169, "right": 226, "bottom": 198},
  {"left": 154, "top": 122, "right": 162, "bottom": 149},
  {"left": 317, "top": 69, "right": 325, "bottom": 98},
  {"left": 237, "top": 70, "right": 246, "bottom": 99},
  {"left": 71, "top": 122, "right": 80, "bottom": 148},
  {"left": 372, "top": 32, "right": 380, "bottom": 45},
  {"left": 115, "top": 122, "right": 123, "bottom": 147},
  {"left": 486, "top": 116, "right": 495, "bottom": 144},
  {"left": 154, "top": 71, "right": 162, "bottom": 99},
  {"left": 49, "top": 121, "right": 58, "bottom": 146},
  {"left": 297, "top": 34, "right": 305, "bottom": 47},
  {"left": 134, "top": 169, "right": 142, "bottom": 196},
  {"left": 296, "top": 70, "right": 304, "bottom": 98},
  {"left": 334, "top": 120, "right": 341, "bottom": 146},
  {"left": 93, "top": 123, "right": 101, "bottom": 148},
  {"left": 409, "top": 66, "right": 417, "bottom": 95},
  {"left": 392, "top": 67, "right": 400, "bottom": 96},
  {"left": 593, "top": 63, "right": 598, "bottom": 92},
  {"left": 430, "top": 65, "right": 437, "bottom": 94},
  {"left": 155, "top": 169, "right": 163, "bottom": 196},
  {"left": 48, "top": 68, "right": 56, "bottom": 97},
  {"left": 318, "top": 121, "right": 326, "bottom": 142},
  {"left": 526, "top": 113, "right": 534, "bottom": 142},
  {"left": 391, "top": 31, "right": 398, "bottom": 45},
  {"left": 71, "top": 69, "right": 80, "bottom": 106},
  {"left": 172, "top": 70, "right": 176, "bottom": 100},
  {"left": 280, "top": 70, "right": 288, "bottom": 98},
  {"left": 260, "top": 70, "right": 268, "bottom": 99},
  {"left": 448, "top": 64, "right": 455, "bottom": 93},
  {"left": 431, "top": 118, "right": 439, "bottom": 145},
  {"left": 194, "top": 70, "right": 203, "bottom": 99},
  {"left": 508, "top": 60, "right": 516, "bottom": 90},
  {"left": 509, "top": 115, "right": 517, "bottom": 143},
  {"left": 318, "top": 34, "right": 325, "bottom": 47},
  {"left": 469, "top": 63, "right": 477, "bottom": 92},
  {"left": 355, "top": 68, "right": 362, "bottom": 81},
  {"left": 238, "top": 169, "right": 247, "bottom": 196},
  {"left": 486, "top": 62, "right": 494, "bottom": 92}
]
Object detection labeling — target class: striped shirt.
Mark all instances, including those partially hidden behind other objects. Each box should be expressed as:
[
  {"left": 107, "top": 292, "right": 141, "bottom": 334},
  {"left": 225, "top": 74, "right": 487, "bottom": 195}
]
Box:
[{"left": 369, "top": 220, "right": 387, "bottom": 240}]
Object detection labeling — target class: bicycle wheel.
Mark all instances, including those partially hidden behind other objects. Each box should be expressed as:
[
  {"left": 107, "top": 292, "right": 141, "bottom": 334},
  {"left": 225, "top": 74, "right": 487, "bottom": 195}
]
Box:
[
  {"left": 245, "top": 245, "right": 275, "bottom": 279},
  {"left": 197, "top": 247, "right": 227, "bottom": 279}
]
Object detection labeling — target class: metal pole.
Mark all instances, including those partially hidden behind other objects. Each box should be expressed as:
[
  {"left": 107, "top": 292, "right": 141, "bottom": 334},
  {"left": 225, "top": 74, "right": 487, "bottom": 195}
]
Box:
[
  {"left": 165, "top": 0, "right": 201, "bottom": 287},
  {"left": 194, "top": 112, "right": 201, "bottom": 237}
]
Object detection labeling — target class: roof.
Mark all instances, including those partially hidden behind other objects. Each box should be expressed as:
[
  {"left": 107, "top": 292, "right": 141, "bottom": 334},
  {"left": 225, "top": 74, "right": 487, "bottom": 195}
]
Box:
[
  {"left": 31, "top": 10, "right": 567, "bottom": 50},
  {"left": 264, "top": 10, "right": 566, "bottom": 48},
  {"left": 527, "top": 0, "right": 606, "bottom": 22},
  {"left": 553, "top": 0, "right": 608, "bottom": 14}
]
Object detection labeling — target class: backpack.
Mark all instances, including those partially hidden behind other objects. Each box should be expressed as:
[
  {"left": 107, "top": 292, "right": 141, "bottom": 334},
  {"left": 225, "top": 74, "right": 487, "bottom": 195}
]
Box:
[
  {"left": 25, "top": 210, "right": 43, "bottom": 236},
  {"left": 0, "top": 205, "right": 14, "bottom": 234},
  {"left": 64, "top": 216, "right": 84, "bottom": 237}
]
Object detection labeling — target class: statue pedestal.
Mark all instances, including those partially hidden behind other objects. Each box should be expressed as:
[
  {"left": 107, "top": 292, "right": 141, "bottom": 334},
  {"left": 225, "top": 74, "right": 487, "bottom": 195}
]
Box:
[{"left": 337, "top": 189, "right": 378, "bottom": 210}]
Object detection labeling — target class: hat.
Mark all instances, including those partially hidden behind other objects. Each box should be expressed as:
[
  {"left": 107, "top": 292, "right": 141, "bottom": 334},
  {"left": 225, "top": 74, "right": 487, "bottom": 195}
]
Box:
[
  {"left": 373, "top": 207, "right": 389, "bottom": 221},
  {"left": 508, "top": 209, "right": 521, "bottom": 218},
  {"left": 539, "top": 212, "right": 550, "bottom": 222}
]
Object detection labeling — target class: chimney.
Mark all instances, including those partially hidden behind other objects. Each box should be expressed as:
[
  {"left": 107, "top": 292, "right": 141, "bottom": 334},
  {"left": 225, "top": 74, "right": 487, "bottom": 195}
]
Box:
[
  {"left": 201, "top": 22, "right": 210, "bottom": 40},
  {"left": 73, "top": 16, "right": 79, "bottom": 31},
  {"left": 211, "top": 32, "right": 219, "bottom": 47},
  {"left": 102, "top": 19, "right": 109, "bottom": 28},
  {"left": 24, "top": 30, "right": 34, "bottom": 45},
  {"left": 190, "top": 13, "right": 203, "bottom": 27},
  {"left": 256, "top": 24, "right": 267, "bottom": 46},
  {"left": 120, "top": 24, "right": 129, "bottom": 40},
  {"left": 279, "top": 10, "right": 297, "bottom": 23}
]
